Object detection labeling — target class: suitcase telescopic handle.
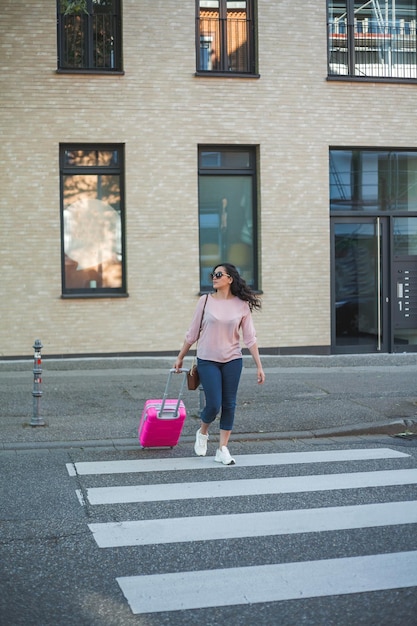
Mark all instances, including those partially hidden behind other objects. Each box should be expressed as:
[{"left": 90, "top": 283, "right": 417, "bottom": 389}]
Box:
[{"left": 159, "top": 368, "right": 189, "bottom": 417}]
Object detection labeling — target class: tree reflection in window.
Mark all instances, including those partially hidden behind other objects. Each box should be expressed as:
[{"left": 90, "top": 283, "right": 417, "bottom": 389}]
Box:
[
  {"left": 58, "top": 0, "right": 121, "bottom": 71},
  {"left": 60, "top": 146, "right": 125, "bottom": 294}
]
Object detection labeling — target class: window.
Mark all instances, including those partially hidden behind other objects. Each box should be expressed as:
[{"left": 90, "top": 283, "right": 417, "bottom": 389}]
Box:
[
  {"left": 330, "top": 149, "right": 417, "bottom": 212},
  {"left": 196, "top": 1, "right": 256, "bottom": 74},
  {"left": 328, "top": 1, "right": 417, "bottom": 79},
  {"left": 198, "top": 146, "right": 258, "bottom": 290},
  {"left": 60, "top": 145, "right": 126, "bottom": 296},
  {"left": 57, "top": 0, "right": 122, "bottom": 71}
]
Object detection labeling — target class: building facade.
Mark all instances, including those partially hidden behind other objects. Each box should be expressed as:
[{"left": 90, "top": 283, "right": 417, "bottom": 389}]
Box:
[{"left": 2, "top": 0, "right": 417, "bottom": 358}]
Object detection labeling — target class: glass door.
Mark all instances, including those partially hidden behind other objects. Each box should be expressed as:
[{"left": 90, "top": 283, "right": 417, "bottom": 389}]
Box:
[{"left": 331, "top": 217, "right": 389, "bottom": 353}]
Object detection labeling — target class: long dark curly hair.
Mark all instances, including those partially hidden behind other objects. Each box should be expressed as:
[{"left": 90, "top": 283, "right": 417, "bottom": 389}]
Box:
[{"left": 213, "top": 263, "right": 261, "bottom": 311}]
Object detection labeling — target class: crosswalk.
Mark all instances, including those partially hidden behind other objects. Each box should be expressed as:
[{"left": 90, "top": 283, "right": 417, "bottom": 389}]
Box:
[{"left": 66, "top": 447, "right": 417, "bottom": 617}]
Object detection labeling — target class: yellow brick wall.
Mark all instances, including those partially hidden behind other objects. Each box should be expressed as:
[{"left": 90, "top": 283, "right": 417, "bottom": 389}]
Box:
[{"left": 1, "top": 0, "right": 416, "bottom": 357}]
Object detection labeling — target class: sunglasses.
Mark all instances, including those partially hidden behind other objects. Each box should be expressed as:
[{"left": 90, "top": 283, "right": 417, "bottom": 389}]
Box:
[{"left": 210, "top": 271, "right": 230, "bottom": 280}]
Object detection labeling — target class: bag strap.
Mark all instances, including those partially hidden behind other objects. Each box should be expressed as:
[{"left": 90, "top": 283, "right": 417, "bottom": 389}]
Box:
[
  {"left": 198, "top": 294, "right": 209, "bottom": 339},
  {"left": 191, "top": 294, "right": 209, "bottom": 369}
]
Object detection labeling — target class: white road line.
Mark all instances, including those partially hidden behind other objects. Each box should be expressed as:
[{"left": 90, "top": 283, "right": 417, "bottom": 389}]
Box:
[
  {"left": 85, "top": 468, "right": 417, "bottom": 505},
  {"left": 88, "top": 500, "right": 417, "bottom": 547},
  {"left": 66, "top": 448, "right": 408, "bottom": 476},
  {"left": 75, "top": 489, "right": 86, "bottom": 506},
  {"left": 66, "top": 463, "right": 76, "bottom": 477},
  {"left": 117, "top": 550, "right": 417, "bottom": 614}
]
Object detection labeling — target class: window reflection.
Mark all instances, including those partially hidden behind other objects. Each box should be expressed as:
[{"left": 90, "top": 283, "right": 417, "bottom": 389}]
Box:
[
  {"left": 328, "top": 0, "right": 417, "bottom": 78},
  {"left": 60, "top": 145, "right": 124, "bottom": 294},
  {"left": 198, "top": 147, "right": 256, "bottom": 289},
  {"left": 330, "top": 149, "right": 417, "bottom": 212},
  {"left": 197, "top": 0, "right": 255, "bottom": 73},
  {"left": 63, "top": 149, "right": 118, "bottom": 167},
  {"left": 393, "top": 217, "right": 417, "bottom": 255},
  {"left": 58, "top": 0, "right": 121, "bottom": 71}
]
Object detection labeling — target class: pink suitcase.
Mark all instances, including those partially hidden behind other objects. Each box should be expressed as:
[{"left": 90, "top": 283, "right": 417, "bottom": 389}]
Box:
[{"left": 138, "top": 368, "right": 187, "bottom": 448}]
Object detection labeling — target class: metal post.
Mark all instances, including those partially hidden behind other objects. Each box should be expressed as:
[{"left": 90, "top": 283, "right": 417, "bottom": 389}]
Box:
[{"left": 31, "top": 339, "right": 45, "bottom": 427}]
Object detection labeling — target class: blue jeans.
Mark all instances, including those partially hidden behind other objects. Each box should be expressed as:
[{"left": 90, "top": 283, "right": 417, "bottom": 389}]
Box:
[{"left": 197, "top": 358, "right": 243, "bottom": 431}]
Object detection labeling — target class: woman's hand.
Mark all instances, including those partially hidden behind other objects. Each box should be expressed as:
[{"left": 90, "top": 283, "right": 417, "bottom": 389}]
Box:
[
  {"left": 174, "top": 341, "right": 192, "bottom": 372},
  {"left": 173, "top": 357, "right": 183, "bottom": 373},
  {"left": 257, "top": 367, "right": 265, "bottom": 385},
  {"left": 248, "top": 344, "right": 265, "bottom": 384}
]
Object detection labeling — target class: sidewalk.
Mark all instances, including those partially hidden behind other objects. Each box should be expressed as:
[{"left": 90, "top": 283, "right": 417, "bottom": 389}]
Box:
[{"left": 1, "top": 354, "right": 417, "bottom": 450}]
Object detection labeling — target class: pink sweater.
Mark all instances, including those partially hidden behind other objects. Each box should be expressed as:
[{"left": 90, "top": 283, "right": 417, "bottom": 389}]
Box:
[{"left": 185, "top": 294, "right": 258, "bottom": 363}]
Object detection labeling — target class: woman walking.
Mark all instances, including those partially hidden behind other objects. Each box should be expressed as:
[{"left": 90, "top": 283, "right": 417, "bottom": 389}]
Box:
[{"left": 174, "top": 263, "right": 265, "bottom": 465}]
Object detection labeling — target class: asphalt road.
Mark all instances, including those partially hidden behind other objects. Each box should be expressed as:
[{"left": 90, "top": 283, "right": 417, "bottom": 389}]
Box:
[{"left": 1, "top": 435, "right": 417, "bottom": 625}]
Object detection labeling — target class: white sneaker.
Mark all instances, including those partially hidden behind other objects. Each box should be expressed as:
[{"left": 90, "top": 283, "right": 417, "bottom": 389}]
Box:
[
  {"left": 215, "top": 446, "right": 236, "bottom": 465},
  {"left": 194, "top": 428, "right": 208, "bottom": 456}
]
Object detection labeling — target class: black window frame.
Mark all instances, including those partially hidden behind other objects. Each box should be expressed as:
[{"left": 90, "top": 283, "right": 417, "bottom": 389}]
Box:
[
  {"left": 57, "top": 0, "right": 123, "bottom": 73},
  {"left": 195, "top": 0, "right": 258, "bottom": 76},
  {"left": 59, "top": 143, "right": 127, "bottom": 298},
  {"left": 330, "top": 147, "right": 417, "bottom": 214},
  {"left": 198, "top": 145, "right": 259, "bottom": 292},
  {"left": 327, "top": 0, "right": 417, "bottom": 82}
]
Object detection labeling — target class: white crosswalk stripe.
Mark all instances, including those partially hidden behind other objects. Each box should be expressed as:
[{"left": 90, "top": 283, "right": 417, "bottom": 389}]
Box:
[
  {"left": 89, "top": 500, "right": 417, "bottom": 547},
  {"left": 68, "top": 447, "right": 417, "bottom": 616},
  {"left": 66, "top": 447, "right": 408, "bottom": 476},
  {"left": 117, "top": 551, "right": 417, "bottom": 614},
  {"left": 82, "top": 468, "right": 417, "bottom": 505}
]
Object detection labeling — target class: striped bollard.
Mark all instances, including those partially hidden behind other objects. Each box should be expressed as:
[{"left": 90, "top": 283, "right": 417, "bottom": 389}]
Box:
[{"left": 31, "top": 339, "right": 45, "bottom": 426}]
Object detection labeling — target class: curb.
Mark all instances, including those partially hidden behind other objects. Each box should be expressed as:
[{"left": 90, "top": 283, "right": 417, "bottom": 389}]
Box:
[
  {"left": 3, "top": 353, "right": 417, "bottom": 372},
  {"left": 2, "top": 419, "right": 416, "bottom": 452}
]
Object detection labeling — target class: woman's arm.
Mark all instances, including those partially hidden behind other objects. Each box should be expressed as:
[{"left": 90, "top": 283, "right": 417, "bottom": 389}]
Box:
[
  {"left": 174, "top": 340, "right": 192, "bottom": 372},
  {"left": 248, "top": 342, "right": 265, "bottom": 384},
  {"left": 174, "top": 296, "right": 207, "bottom": 371}
]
